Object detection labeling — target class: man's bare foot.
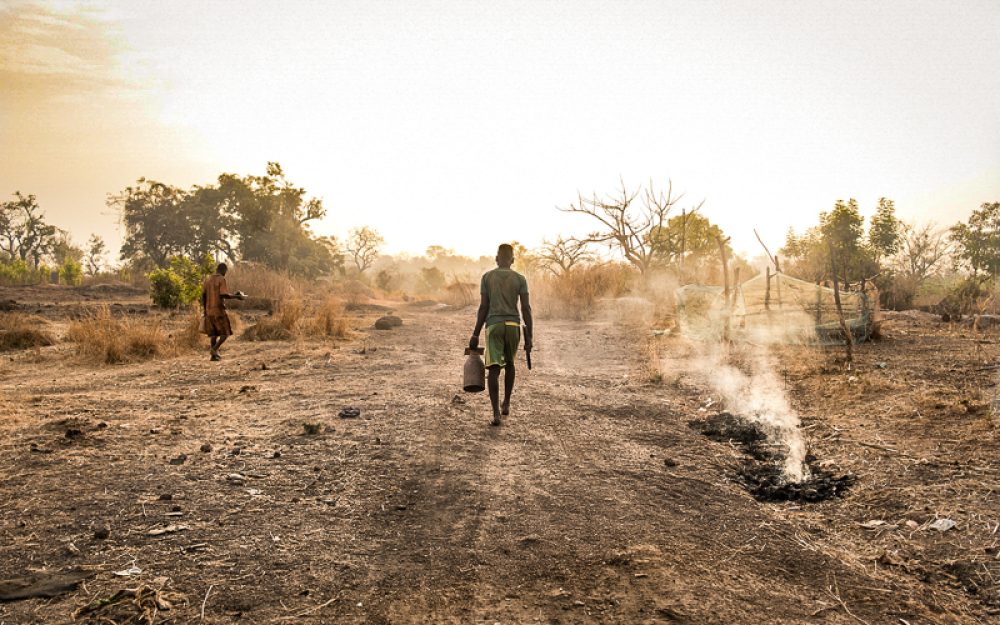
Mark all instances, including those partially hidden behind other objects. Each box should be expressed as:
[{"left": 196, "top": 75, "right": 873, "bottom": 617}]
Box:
[
  {"left": 501, "top": 402, "right": 510, "bottom": 416},
  {"left": 210, "top": 352, "right": 221, "bottom": 362},
  {"left": 490, "top": 414, "right": 501, "bottom": 427}
]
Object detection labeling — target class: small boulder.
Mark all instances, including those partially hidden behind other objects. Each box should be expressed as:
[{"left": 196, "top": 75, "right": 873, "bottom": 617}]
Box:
[{"left": 374, "top": 315, "right": 403, "bottom": 330}]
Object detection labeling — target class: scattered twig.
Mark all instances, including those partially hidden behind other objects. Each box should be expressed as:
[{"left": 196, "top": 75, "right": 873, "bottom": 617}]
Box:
[
  {"left": 826, "top": 577, "right": 871, "bottom": 625},
  {"left": 200, "top": 584, "right": 214, "bottom": 620},
  {"left": 274, "top": 595, "right": 340, "bottom": 620}
]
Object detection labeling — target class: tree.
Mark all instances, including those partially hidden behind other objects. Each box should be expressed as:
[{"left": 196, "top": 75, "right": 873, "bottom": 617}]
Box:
[
  {"left": 649, "top": 211, "right": 729, "bottom": 281},
  {"left": 84, "top": 234, "right": 107, "bottom": 275},
  {"left": 0, "top": 192, "right": 57, "bottom": 268},
  {"left": 537, "top": 236, "right": 594, "bottom": 276},
  {"left": 781, "top": 199, "right": 878, "bottom": 283},
  {"left": 868, "top": 197, "right": 902, "bottom": 264},
  {"left": 346, "top": 226, "right": 384, "bottom": 273},
  {"left": 113, "top": 180, "right": 196, "bottom": 268},
  {"left": 48, "top": 230, "right": 83, "bottom": 266},
  {"left": 895, "top": 222, "right": 952, "bottom": 284},
  {"left": 560, "top": 179, "right": 703, "bottom": 276},
  {"left": 113, "top": 164, "right": 341, "bottom": 278},
  {"left": 950, "top": 202, "right": 1000, "bottom": 278}
]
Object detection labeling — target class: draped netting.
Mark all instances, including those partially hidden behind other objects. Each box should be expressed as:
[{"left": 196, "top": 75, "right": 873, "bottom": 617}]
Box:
[{"left": 676, "top": 272, "right": 873, "bottom": 345}]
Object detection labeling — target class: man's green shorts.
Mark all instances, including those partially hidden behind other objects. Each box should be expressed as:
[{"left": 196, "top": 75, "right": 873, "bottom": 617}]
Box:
[{"left": 485, "top": 321, "right": 520, "bottom": 368}]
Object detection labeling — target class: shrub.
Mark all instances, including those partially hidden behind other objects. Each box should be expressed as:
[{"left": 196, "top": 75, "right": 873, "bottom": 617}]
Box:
[
  {"left": 0, "top": 314, "right": 56, "bottom": 351},
  {"left": 67, "top": 306, "right": 169, "bottom": 364},
  {"left": 59, "top": 257, "right": 83, "bottom": 286},
  {"left": 148, "top": 255, "right": 214, "bottom": 308},
  {"left": 0, "top": 260, "right": 51, "bottom": 286}
]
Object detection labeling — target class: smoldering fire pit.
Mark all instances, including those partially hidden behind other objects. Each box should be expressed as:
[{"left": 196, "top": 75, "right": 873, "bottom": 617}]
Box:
[{"left": 689, "top": 412, "right": 854, "bottom": 503}]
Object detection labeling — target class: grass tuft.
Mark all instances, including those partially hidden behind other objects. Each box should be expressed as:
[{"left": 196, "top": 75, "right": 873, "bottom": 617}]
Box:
[{"left": 0, "top": 314, "right": 56, "bottom": 351}]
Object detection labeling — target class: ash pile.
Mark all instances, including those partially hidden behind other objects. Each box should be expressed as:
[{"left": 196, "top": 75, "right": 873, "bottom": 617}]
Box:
[{"left": 689, "top": 412, "right": 854, "bottom": 503}]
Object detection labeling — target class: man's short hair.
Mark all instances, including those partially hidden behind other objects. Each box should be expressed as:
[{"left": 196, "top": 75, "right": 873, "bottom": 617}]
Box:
[
  {"left": 217, "top": 263, "right": 228, "bottom": 274},
  {"left": 497, "top": 244, "right": 514, "bottom": 261}
]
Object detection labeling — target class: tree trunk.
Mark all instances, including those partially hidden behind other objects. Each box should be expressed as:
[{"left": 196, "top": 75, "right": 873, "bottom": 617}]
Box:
[{"left": 828, "top": 240, "right": 854, "bottom": 368}]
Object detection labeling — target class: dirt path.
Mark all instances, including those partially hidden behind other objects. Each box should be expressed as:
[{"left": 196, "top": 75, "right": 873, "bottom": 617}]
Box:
[{"left": 0, "top": 304, "right": 996, "bottom": 624}]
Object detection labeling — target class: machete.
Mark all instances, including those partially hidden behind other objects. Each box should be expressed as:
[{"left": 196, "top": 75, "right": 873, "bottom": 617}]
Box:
[{"left": 524, "top": 324, "right": 532, "bottom": 370}]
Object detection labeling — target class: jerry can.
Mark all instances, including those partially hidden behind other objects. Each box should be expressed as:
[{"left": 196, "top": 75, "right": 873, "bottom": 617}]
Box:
[{"left": 463, "top": 348, "right": 485, "bottom": 392}]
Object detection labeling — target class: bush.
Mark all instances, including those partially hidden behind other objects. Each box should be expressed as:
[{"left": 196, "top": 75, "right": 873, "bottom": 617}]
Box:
[
  {"left": 0, "top": 259, "right": 51, "bottom": 286},
  {"left": 59, "top": 257, "right": 83, "bottom": 286},
  {"left": 67, "top": 306, "right": 169, "bottom": 364},
  {"left": 0, "top": 314, "right": 56, "bottom": 351},
  {"left": 148, "top": 255, "right": 214, "bottom": 308}
]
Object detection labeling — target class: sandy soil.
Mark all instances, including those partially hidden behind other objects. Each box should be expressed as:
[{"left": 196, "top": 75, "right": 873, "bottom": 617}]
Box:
[{"left": 0, "top": 289, "right": 997, "bottom": 624}]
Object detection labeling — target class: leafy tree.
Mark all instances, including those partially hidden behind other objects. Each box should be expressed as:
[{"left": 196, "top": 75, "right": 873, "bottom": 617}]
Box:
[
  {"left": 649, "top": 211, "right": 730, "bottom": 282},
  {"left": 950, "top": 202, "right": 1000, "bottom": 278},
  {"left": 346, "top": 226, "right": 384, "bottom": 273},
  {"left": 84, "top": 234, "right": 107, "bottom": 275},
  {"left": 868, "top": 197, "right": 902, "bottom": 263},
  {"left": 375, "top": 267, "right": 401, "bottom": 292},
  {"left": 420, "top": 266, "right": 445, "bottom": 291},
  {"left": 113, "top": 164, "right": 341, "bottom": 278},
  {"left": 48, "top": 230, "right": 83, "bottom": 266},
  {"left": 113, "top": 180, "right": 196, "bottom": 267},
  {"left": 781, "top": 199, "right": 878, "bottom": 283},
  {"left": 0, "top": 192, "right": 57, "bottom": 268}
]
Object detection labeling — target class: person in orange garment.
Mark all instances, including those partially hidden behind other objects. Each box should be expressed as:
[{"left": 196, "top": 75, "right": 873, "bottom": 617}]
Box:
[{"left": 200, "top": 263, "right": 243, "bottom": 361}]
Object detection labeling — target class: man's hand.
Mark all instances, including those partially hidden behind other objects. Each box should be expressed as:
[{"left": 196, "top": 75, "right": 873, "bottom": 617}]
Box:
[
  {"left": 468, "top": 335, "right": 479, "bottom": 351},
  {"left": 524, "top": 337, "right": 533, "bottom": 353}
]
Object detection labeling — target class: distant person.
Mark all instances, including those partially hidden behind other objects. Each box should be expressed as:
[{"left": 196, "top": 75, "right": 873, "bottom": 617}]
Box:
[
  {"left": 201, "top": 263, "right": 243, "bottom": 361},
  {"left": 469, "top": 244, "right": 533, "bottom": 426}
]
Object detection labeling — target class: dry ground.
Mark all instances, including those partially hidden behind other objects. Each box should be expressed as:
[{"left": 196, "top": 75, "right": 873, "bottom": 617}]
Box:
[{"left": 0, "top": 286, "right": 997, "bottom": 624}]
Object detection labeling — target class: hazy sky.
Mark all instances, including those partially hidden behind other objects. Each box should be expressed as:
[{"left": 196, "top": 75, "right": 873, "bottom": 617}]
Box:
[{"left": 1, "top": 0, "right": 998, "bottom": 260}]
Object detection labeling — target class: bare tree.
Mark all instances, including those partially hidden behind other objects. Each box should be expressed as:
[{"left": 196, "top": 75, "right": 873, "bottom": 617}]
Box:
[
  {"left": 537, "top": 236, "right": 593, "bottom": 276},
  {"left": 895, "top": 222, "right": 952, "bottom": 284},
  {"left": 346, "top": 226, "right": 384, "bottom": 273},
  {"left": 84, "top": 234, "right": 107, "bottom": 276},
  {"left": 559, "top": 179, "right": 702, "bottom": 275}
]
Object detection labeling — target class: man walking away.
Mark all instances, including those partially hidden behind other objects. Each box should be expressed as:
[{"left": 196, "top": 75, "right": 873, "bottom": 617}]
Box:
[
  {"left": 469, "top": 244, "right": 533, "bottom": 426},
  {"left": 201, "top": 263, "right": 243, "bottom": 361}
]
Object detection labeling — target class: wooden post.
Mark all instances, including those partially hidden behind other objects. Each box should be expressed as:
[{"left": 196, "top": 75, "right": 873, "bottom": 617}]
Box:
[
  {"left": 828, "top": 240, "right": 854, "bottom": 369},
  {"left": 764, "top": 266, "right": 772, "bottom": 311},
  {"left": 774, "top": 255, "right": 782, "bottom": 310},
  {"left": 716, "top": 235, "right": 731, "bottom": 341}
]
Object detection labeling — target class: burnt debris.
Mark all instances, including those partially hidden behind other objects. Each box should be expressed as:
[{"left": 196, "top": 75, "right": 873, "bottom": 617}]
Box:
[{"left": 689, "top": 412, "right": 854, "bottom": 503}]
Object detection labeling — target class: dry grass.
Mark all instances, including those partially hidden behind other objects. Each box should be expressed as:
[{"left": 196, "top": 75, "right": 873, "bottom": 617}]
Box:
[
  {"left": 441, "top": 280, "right": 477, "bottom": 308},
  {"left": 67, "top": 306, "right": 170, "bottom": 364},
  {"left": 242, "top": 297, "right": 352, "bottom": 342},
  {"left": 226, "top": 263, "right": 304, "bottom": 311},
  {"left": 0, "top": 314, "right": 56, "bottom": 351},
  {"left": 533, "top": 263, "right": 635, "bottom": 319},
  {"left": 241, "top": 300, "right": 304, "bottom": 341},
  {"left": 173, "top": 309, "right": 209, "bottom": 351},
  {"left": 310, "top": 296, "right": 351, "bottom": 338}
]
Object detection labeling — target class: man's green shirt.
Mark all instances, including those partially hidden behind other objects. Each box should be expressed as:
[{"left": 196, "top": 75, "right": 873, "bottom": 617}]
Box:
[{"left": 481, "top": 267, "right": 528, "bottom": 326}]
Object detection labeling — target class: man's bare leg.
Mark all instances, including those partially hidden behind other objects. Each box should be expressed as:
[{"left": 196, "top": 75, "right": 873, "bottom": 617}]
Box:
[
  {"left": 487, "top": 365, "right": 501, "bottom": 426},
  {"left": 501, "top": 363, "right": 515, "bottom": 416}
]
